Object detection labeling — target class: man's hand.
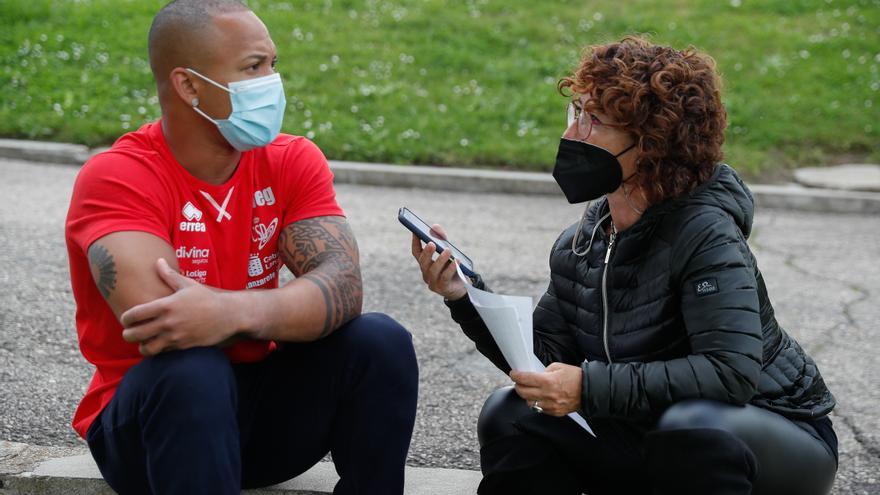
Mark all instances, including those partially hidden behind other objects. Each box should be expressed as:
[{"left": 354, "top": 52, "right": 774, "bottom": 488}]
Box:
[
  {"left": 120, "top": 258, "right": 240, "bottom": 356},
  {"left": 509, "top": 363, "right": 583, "bottom": 417}
]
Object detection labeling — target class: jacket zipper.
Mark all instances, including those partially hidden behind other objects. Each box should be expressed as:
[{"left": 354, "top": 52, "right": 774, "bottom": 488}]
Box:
[{"left": 601, "top": 228, "right": 616, "bottom": 363}]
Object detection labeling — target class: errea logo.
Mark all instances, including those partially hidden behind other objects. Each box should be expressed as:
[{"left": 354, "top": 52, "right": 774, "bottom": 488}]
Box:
[
  {"left": 180, "top": 201, "right": 207, "bottom": 232},
  {"left": 182, "top": 202, "right": 202, "bottom": 221}
]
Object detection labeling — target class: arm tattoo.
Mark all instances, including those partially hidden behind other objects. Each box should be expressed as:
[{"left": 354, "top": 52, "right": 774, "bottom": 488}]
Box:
[
  {"left": 278, "top": 216, "right": 363, "bottom": 337},
  {"left": 88, "top": 244, "right": 117, "bottom": 300}
]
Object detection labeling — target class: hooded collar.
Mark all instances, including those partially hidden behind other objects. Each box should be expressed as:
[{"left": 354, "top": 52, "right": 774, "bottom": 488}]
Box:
[{"left": 577, "top": 164, "right": 755, "bottom": 260}]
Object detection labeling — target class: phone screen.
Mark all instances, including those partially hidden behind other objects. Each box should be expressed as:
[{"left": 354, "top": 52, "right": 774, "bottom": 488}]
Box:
[{"left": 399, "top": 207, "right": 475, "bottom": 274}]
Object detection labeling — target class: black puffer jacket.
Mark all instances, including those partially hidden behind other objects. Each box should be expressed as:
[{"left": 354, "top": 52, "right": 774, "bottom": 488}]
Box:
[{"left": 448, "top": 164, "right": 835, "bottom": 422}]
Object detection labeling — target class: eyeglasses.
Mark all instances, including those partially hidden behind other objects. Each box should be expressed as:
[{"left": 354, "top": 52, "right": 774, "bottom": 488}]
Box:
[{"left": 566, "top": 101, "right": 607, "bottom": 140}]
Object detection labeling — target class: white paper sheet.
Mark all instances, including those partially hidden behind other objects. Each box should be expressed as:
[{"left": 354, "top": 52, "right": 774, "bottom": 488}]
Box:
[
  {"left": 465, "top": 287, "right": 537, "bottom": 373},
  {"left": 457, "top": 265, "right": 595, "bottom": 436}
]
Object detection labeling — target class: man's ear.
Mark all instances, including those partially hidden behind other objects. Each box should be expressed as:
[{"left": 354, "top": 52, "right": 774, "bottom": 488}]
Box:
[{"left": 169, "top": 67, "right": 199, "bottom": 107}]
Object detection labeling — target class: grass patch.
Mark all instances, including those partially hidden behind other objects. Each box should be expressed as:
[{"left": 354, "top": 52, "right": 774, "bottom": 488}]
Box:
[{"left": 1, "top": 0, "right": 878, "bottom": 177}]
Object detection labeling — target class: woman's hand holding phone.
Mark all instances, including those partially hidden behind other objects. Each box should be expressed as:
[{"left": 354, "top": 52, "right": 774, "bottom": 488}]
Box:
[{"left": 411, "top": 223, "right": 467, "bottom": 301}]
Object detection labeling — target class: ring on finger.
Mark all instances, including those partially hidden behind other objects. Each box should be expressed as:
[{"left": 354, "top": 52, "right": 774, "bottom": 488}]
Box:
[{"left": 530, "top": 400, "right": 544, "bottom": 414}]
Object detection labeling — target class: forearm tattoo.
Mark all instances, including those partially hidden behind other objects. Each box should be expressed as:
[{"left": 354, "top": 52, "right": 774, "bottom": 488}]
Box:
[
  {"left": 278, "top": 216, "right": 363, "bottom": 337},
  {"left": 88, "top": 244, "right": 117, "bottom": 300}
]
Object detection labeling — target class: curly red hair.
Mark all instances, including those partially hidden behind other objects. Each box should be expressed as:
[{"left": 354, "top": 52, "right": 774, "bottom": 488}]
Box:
[{"left": 559, "top": 36, "right": 727, "bottom": 204}]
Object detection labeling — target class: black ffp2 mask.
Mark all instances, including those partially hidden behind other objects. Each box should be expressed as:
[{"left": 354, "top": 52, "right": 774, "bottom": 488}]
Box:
[{"left": 552, "top": 138, "right": 636, "bottom": 204}]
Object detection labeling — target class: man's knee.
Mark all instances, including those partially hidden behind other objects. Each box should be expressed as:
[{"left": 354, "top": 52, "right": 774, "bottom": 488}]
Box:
[
  {"left": 477, "top": 386, "right": 529, "bottom": 447},
  {"left": 127, "top": 347, "right": 236, "bottom": 411},
  {"left": 340, "top": 313, "right": 415, "bottom": 360},
  {"left": 338, "top": 312, "right": 418, "bottom": 388},
  {"left": 346, "top": 312, "right": 412, "bottom": 342}
]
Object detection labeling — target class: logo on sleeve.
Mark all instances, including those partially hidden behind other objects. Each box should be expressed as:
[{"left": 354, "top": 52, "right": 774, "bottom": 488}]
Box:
[
  {"left": 180, "top": 202, "right": 206, "bottom": 232},
  {"left": 694, "top": 278, "right": 719, "bottom": 297}
]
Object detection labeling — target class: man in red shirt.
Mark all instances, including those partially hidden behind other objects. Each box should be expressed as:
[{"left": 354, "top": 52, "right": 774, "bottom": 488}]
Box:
[{"left": 64, "top": 1, "right": 418, "bottom": 493}]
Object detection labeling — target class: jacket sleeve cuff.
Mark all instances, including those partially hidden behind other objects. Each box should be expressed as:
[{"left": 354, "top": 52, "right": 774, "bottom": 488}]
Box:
[
  {"left": 443, "top": 273, "right": 489, "bottom": 323},
  {"left": 444, "top": 295, "right": 480, "bottom": 323},
  {"left": 580, "top": 361, "right": 592, "bottom": 417},
  {"left": 580, "top": 360, "right": 609, "bottom": 418}
]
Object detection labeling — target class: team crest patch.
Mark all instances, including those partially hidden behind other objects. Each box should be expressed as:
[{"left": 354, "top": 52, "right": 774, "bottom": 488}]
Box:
[
  {"left": 252, "top": 217, "right": 279, "bottom": 250},
  {"left": 694, "top": 278, "right": 719, "bottom": 297}
]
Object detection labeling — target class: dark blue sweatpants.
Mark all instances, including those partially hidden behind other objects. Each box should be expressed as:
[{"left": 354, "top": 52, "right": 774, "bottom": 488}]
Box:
[{"left": 85, "top": 313, "right": 419, "bottom": 495}]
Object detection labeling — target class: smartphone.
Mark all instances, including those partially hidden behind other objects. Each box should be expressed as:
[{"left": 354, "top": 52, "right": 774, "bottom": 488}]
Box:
[{"left": 398, "top": 206, "right": 477, "bottom": 277}]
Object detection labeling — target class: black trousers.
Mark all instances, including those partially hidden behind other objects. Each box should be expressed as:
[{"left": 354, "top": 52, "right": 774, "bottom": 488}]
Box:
[
  {"left": 85, "top": 313, "right": 419, "bottom": 495},
  {"left": 477, "top": 387, "right": 837, "bottom": 495}
]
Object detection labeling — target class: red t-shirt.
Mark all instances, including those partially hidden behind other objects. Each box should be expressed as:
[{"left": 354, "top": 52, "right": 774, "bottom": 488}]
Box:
[{"left": 65, "top": 121, "right": 344, "bottom": 438}]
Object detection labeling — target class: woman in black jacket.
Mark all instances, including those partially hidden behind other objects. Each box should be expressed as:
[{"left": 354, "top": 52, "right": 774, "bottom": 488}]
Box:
[{"left": 411, "top": 36, "right": 837, "bottom": 495}]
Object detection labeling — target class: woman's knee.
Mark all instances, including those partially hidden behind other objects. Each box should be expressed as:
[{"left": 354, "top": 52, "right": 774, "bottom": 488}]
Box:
[
  {"left": 656, "top": 399, "right": 739, "bottom": 433},
  {"left": 654, "top": 401, "right": 837, "bottom": 495},
  {"left": 658, "top": 400, "right": 782, "bottom": 444},
  {"left": 477, "top": 386, "right": 531, "bottom": 447}
]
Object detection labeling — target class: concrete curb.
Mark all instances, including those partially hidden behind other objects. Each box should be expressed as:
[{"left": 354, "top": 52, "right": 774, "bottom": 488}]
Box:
[
  {"left": 329, "top": 161, "right": 880, "bottom": 215},
  {"left": 1, "top": 138, "right": 878, "bottom": 215},
  {"left": 745, "top": 183, "right": 880, "bottom": 215},
  {"left": 0, "top": 139, "right": 90, "bottom": 166},
  {"left": 793, "top": 164, "right": 880, "bottom": 193},
  {"left": 0, "top": 441, "right": 481, "bottom": 494}
]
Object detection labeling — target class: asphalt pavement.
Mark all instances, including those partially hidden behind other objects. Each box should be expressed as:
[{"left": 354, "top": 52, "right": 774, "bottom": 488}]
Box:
[{"left": 0, "top": 158, "right": 878, "bottom": 494}]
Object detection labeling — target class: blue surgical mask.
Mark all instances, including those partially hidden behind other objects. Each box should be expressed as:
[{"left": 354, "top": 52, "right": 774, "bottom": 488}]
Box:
[{"left": 187, "top": 68, "right": 287, "bottom": 151}]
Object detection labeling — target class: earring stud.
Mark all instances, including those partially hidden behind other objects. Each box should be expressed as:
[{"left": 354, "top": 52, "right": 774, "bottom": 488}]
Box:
[{"left": 191, "top": 97, "right": 199, "bottom": 107}]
